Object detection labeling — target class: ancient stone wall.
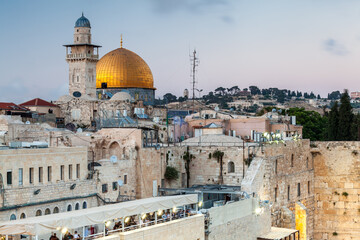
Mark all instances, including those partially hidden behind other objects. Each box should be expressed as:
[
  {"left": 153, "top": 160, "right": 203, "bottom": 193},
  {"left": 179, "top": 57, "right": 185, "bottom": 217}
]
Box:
[
  {"left": 312, "top": 141, "right": 360, "bottom": 240},
  {"left": 259, "top": 140, "right": 315, "bottom": 239}
]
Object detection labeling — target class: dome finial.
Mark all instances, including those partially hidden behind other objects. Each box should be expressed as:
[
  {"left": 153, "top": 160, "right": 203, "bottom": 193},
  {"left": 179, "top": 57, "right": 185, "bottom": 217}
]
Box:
[{"left": 120, "top": 34, "right": 123, "bottom": 48}]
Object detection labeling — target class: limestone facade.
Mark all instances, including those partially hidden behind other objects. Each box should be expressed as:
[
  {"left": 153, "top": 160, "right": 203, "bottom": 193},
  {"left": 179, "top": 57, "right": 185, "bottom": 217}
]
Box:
[
  {"left": 0, "top": 147, "right": 100, "bottom": 221},
  {"left": 312, "top": 141, "right": 360, "bottom": 240}
]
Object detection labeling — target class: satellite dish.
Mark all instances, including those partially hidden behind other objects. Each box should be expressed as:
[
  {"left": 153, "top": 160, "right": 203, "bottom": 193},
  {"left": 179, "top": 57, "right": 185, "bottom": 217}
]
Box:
[
  {"left": 73, "top": 91, "right": 82, "bottom": 98},
  {"left": 25, "top": 121, "right": 30, "bottom": 125},
  {"left": 65, "top": 123, "right": 76, "bottom": 132},
  {"left": 110, "top": 155, "right": 118, "bottom": 163},
  {"left": 117, "top": 180, "right": 124, "bottom": 186}
]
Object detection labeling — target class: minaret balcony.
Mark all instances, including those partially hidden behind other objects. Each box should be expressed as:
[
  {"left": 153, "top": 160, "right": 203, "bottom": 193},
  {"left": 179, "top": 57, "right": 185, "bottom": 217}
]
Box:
[{"left": 66, "top": 53, "right": 99, "bottom": 60}]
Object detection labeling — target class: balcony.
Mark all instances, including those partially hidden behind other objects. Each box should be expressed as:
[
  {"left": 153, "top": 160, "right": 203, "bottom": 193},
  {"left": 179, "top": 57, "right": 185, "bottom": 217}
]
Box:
[{"left": 66, "top": 53, "right": 99, "bottom": 60}]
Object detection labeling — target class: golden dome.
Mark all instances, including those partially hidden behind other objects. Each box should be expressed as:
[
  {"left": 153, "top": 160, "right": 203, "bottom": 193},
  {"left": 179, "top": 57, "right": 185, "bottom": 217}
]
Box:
[{"left": 96, "top": 47, "right": 154, "bottom": 89}]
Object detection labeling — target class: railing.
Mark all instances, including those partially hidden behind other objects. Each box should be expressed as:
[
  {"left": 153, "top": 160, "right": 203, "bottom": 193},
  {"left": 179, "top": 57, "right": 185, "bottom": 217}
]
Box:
[
  {"left": 83, "top": 212, "right": 197, "bottom": 239},
  {"left": 66, "top": 54, "right": 99, "bottom": 60}
]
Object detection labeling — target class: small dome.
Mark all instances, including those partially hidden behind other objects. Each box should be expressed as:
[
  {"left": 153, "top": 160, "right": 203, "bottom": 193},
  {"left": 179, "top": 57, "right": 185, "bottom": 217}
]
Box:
[
  {"left": 75, "top": 13, "right": 91, "bottom": 28},
  {"left": 110, "top": 92, "right": 134, "bottom": 101}
]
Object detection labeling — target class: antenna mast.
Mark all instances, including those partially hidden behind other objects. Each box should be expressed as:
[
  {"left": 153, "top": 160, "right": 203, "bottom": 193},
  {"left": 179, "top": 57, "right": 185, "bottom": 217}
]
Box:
[{"left": 190, "top": 49, "right": 199, "bottom": 113}]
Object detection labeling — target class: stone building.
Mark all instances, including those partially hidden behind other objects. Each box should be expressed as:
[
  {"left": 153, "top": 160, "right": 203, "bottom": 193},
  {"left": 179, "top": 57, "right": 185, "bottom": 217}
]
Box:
[{"left": 0, "top": 147, "right": 99, "bottom": 221}]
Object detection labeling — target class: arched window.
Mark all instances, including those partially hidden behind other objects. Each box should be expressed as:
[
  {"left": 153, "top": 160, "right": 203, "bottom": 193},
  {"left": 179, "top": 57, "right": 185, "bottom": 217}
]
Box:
[
  {"left": 36, "top": 210, "right": 42, "bottom": 216},
  {"left": 45, "top": 208, "right": 51, "bottom": 215},
  {"left": 83, "top": 201, "right": 87, "bottom": 209},
  {"left": 10, "top": 214, "right": 16, "bottom": 221},
  {"left": 75, "top": 202, "right": 80, "bottom": 210},
  {"left": 53, "top": 207, "right": 59, "bottom": 214},
  {"left": 109, "top": 142, "right": 121, "bottom": 159},
  {"left": 228, "top": 161, "right": 235, "bottom": 173},
  {"left": 20, "top": 213, "right": 26, "bottom": 219},
  {"left": 67, "top": 204, "right": 72, "bottom": 212}
]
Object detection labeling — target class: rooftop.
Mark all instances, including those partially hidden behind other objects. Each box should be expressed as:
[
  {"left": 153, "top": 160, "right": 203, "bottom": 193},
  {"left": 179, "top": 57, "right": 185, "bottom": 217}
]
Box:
[{"left": 20, "top": 98, "right": 58, "bottom": 107}]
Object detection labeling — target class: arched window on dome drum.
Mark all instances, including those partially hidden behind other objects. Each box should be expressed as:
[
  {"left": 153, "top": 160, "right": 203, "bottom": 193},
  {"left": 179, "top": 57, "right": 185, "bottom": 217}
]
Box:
[
  {"left": 36, "top": 210, "right": 42, "bottom": 216},
  {"left": 67, "top": 204, "right": 72, "bottom": 212},
  {"left": 10, "top": 214, "right": 16, "bottom": 221},
  {"left": 228, "top": 161, "right": 235, "bottom": 173},
  {"left": 45, "top": 208, "right": 51, "bottom": 215},
  {"left": 75, "top": 202, "right": 80, "bottom": 210},
  {"left": 53, "top": 207, "right": 59, "bottom": 214},
  {"left": 20, "top": 213, "right": 26, "bottom": 219},
  {"left": 83, "top": 201, "right": 87, "bottom": 209}
]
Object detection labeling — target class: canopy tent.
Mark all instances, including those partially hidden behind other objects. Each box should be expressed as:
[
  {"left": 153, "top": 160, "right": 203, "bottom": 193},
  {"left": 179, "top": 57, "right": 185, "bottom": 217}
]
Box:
[{"left": 0, "top": 194, "right": 198, "bottom": 236}]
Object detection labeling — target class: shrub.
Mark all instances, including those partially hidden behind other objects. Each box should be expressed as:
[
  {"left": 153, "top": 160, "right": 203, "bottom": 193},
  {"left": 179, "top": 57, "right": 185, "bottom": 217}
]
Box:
[
  {"left": 164, "top": 166, "right": 179, "bottom": 180},
  {"left": 352, "top": 150, "right": 358, "bottom": 156},
  {"left": 332, "top": 232, "right": 338, "bottom": 236},
  {"left": 342, "top": 192, "right": 348, "bottom": 197}
]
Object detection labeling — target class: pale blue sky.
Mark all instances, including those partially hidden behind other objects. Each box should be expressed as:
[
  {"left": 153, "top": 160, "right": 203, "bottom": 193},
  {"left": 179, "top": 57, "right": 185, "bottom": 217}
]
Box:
[{"left": 1, "top": 0, "right": 360, "bottom": 102}]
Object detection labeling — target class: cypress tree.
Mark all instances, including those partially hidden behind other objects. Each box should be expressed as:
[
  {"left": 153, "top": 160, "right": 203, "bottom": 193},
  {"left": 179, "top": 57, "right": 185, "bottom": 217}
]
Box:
[
  {"left": 328, "top": 101, "right": 339, "bottom": 140},
  {"left": 338, "top": 90, "right": 353, "bottom": 140}
]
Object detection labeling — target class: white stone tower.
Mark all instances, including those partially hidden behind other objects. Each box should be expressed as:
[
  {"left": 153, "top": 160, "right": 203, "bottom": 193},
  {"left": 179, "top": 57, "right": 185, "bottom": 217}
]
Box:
[{"left": 64, "top": 13, "right": 101, "bottom": 98}]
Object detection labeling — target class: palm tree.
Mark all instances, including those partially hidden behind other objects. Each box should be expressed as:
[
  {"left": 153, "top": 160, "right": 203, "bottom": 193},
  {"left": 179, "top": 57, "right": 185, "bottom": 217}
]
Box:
[
  {"left": 183, "top": 147, "right": 195, "bottom": 188},
  {"left": 212, "top": 150, "right": 225, "bottom": 184}
]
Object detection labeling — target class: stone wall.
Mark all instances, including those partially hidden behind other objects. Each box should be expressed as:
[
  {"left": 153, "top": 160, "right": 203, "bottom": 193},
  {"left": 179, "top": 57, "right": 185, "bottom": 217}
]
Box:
[
  {"left": 312, "top": 141, "right": 360, "bottom": 240},
  {"left": 243, "top": 140, "right": 315, "bottom": 239},
  {"left": 206, "top": 198, "right": 271, "bottom": 240}
]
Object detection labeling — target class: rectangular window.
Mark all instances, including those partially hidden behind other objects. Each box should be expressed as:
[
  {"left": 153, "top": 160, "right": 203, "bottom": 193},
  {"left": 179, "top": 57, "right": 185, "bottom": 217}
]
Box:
[
  {"left": 47, "top": 166, "right": 52, "bottom": 182},
  {"left": 287, "top": 185, "right": 290, "bottom": 201},
  {"left": 308, "top": 181, "right": 310, "bottom": 194},
  {"left": 6, "top": 171, "right": 12, "bottom": 185},
  {"left": 102, "top": 184, "right": 108, "bottom": 193},
  {"left": 60, "top": 165, "right": 64, "bottom": 181},
  {"left": 76, "top": 164, "right": 80, "bottom": 179},
  {"left": 29, "top": 168, "right": 34, "bottom": 184},
  {"left": 274, "top": 187, "right": 277, "bottom": 202},
  {"left": 18, "top": 168, "right": 23, "bottom": 186},
  {"left": 124, "top": 175, "right": 127, "bottom": 184},
  {"left": 69, "top": 164, "right": 73, "bottom": 180},
  {"left": 275, "top": 159, "right": 277, "bottom": 174},
  {"left": 38, "top": 167, "right": 43, "bottom": 183},
  {"left": 297, "top": 183, "right": 301, "bottom": 197},
  {"left": 112, "top": 182, "right": 118, "bottom": 191}
]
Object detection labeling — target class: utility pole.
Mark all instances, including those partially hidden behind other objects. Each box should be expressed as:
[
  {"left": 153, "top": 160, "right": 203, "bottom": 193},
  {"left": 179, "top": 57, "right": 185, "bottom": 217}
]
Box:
[{"left": 190, "top": 49, "right": 199, "bottom": 113}]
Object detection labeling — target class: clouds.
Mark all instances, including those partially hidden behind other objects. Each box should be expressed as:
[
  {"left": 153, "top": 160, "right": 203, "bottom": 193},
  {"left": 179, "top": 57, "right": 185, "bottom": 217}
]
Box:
[
  {"left": 152, "top": 0, "right": 229, "bottom": 14},
  {"left": 323, "top": 38, "right": 349, "bottom": 56}
]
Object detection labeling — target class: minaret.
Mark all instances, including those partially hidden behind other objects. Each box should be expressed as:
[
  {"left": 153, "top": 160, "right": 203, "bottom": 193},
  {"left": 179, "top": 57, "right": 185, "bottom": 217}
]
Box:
[{"left": 64, "top": 13, "right": 101, "bottom": 98}]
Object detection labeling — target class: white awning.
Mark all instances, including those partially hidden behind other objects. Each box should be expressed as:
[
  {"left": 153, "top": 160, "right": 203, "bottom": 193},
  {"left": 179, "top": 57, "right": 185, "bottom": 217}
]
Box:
[{"left": 0, "top": 194, "right": 198, "bottom": 236}]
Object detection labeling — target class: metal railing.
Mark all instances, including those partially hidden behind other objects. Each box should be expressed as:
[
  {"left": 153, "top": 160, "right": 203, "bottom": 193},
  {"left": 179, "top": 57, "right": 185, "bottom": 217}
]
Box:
[
  {"left": 82, "top": 212, "right": 197, "bottom": 239},
  {"left": 66, "top": 54, "right": 99, "bottom": 60}
]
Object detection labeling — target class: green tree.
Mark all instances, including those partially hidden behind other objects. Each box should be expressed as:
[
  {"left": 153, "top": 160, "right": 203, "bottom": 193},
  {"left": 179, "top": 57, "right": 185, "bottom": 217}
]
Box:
[
  {"left": 338, "top": 90, "right": 353, "bottom": 140},
  {"left": 286, "top": 108, "right": 327, "bottom": 141},
  {"left": 327, "top": 101, "right": 339, "bottom": 140},
  {"left": 164, "top": 166, "right": 179, "bottom": 180},
  {"left": 212, "top": 150, "right": 225, "bottom": 184},
  {"left": 183, "top": 147, "right": 195, "bottom": 188}
]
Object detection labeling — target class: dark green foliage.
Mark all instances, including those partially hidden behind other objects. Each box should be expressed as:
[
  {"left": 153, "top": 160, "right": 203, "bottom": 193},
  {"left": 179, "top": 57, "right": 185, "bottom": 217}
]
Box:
[
  {"left": 164, "top": 166, "right": 179, "bottom": 180},
  {"left": 212, "top": 150, "right": 225, "bottom": 184},
  {"left": 338, "top": 90, "right": 353, "bottom": 140},
  {"left": 183, "top": 148, "right": 195, "bottom": 188},
  {"left": 328, "top": 101, "right": 339, "bottom": 140},
  {"left": 286, "top": 108, "right": 327, "bottom": 141}
]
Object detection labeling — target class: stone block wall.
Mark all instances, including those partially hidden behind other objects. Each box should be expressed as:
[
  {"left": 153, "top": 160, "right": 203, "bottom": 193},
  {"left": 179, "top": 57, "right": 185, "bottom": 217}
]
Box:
[{"left": 312, "top": 141, "right": 360, "bottom": 240}]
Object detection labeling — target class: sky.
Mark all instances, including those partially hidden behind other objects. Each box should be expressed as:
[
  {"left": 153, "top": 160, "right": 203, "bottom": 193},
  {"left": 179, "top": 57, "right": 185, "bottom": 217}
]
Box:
[{"left": 1, "top": 0, "right": 360, "bottom": 103}]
